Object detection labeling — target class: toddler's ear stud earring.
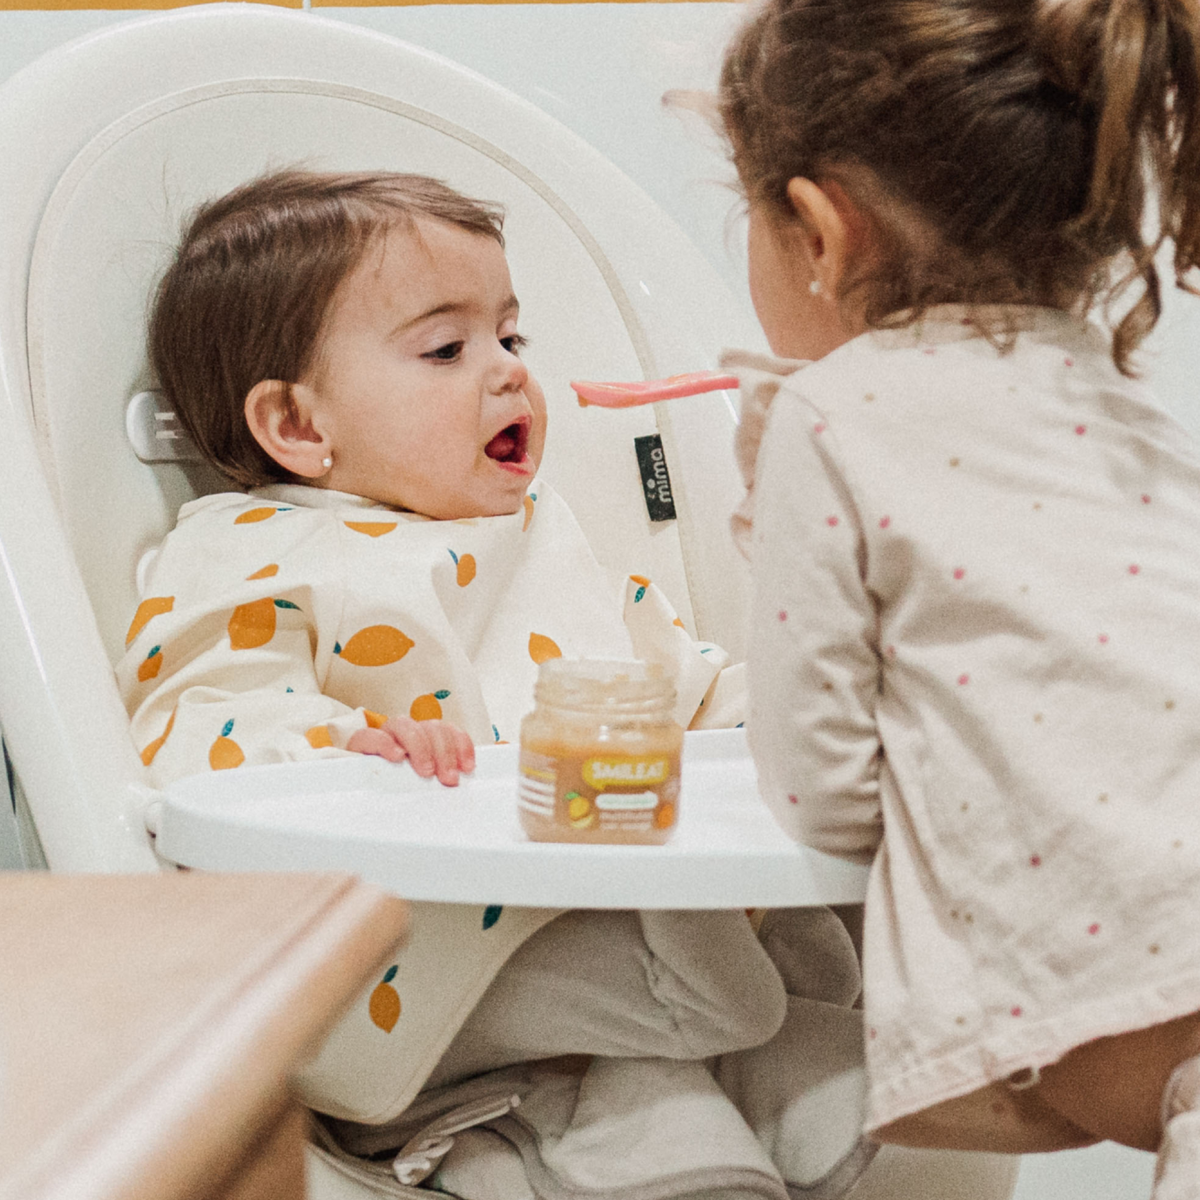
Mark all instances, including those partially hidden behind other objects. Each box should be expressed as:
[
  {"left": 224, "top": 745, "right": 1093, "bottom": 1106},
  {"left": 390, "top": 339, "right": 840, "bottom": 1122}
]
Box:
[
  {"left": 808, "top": 279, "right": 823, "bottom": 296},
  {"left": 322, "top": 456, "right": 333, "bottom": 470}
]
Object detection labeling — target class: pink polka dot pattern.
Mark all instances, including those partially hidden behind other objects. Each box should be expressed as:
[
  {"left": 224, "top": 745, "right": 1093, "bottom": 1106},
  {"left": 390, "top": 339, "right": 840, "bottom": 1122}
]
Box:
[
  {"left": 958, "top": 674, "right": 970, "bottom": 686},
  {"left": 1099, "top": 634, "right": 1109, "bottom": 644},
  {"left": 778, "top": 610, "right": 788, "bottom": 622},
  {"left": 827, "top": 515, "right": 840, "bottom": 527},
  {"left": 1075, "top": 425, "right": 1087, "bottom": 436},
  {"left": 1129, "top": 564, "right": 1141, "bottom": 575},
  {"left": 1030, "top": 855, "right": 1042, "bottom": 867},
  {"left": 1088, "top": 923, "right": 1101, "bottom": 935},
  {"left": 1065, "top": 357, "right": 1074, "bottom": 367},
  {"left": 788, "top": 793, "right": 799, "bottom": 805},
  {"left": 953, "top": 567, "right": 966, "bottom": 580},
  {"left": 880, "top": 516, "right": 891, "bottom": 529},
  {"left": 1142, "top": 494, "right": 1152, "bottom": 504},
  {"left": 1011, "top": 1006, "right": 1023, "bottom": 1018},
  {"left": 814, "top": 422, "right": 827, "bottom": 434}
]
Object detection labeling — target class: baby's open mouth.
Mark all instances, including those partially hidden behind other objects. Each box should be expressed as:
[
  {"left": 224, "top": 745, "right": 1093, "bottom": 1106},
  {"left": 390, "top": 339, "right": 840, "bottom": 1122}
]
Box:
[{"left": 485, "top": 421, "right": 530, "bottom": 464}]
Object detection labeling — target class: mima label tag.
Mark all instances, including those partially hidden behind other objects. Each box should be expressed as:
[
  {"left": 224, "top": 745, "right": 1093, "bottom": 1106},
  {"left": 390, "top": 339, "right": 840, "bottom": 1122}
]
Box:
[{"left": 635, "top": 434, "right": 677, "bottom": 522}]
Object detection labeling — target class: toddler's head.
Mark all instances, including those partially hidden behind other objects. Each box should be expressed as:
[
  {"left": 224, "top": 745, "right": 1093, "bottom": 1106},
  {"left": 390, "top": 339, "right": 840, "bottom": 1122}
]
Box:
[
  {"left": 720, "top": 0, "right": 1200, "bottom": 371},
  {"left": 150, "top": 169, "right": 545, "bottom": 519}
]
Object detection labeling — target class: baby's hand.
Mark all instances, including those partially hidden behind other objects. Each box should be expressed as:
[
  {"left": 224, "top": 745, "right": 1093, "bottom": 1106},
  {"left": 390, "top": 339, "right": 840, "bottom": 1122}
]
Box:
[{"left": 347, "top": 716, "right": 476, "bottom": 787}]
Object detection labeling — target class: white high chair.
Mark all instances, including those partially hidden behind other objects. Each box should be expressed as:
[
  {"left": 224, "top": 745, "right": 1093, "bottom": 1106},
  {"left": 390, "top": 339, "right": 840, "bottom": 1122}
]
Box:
[{"left": 0, "top": 7, "right": 1017, "bottom": 1197}]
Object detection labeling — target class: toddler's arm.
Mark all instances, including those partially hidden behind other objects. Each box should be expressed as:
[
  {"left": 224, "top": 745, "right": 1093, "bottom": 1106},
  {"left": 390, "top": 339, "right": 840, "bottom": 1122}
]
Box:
[{"left": 744, "top": 386, "right": 883, "bottom": 865}]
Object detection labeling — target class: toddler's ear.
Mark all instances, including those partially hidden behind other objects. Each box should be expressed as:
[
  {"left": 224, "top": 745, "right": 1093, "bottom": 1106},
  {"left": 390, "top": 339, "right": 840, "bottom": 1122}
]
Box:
[{"left": 244, "top": 380, "right": 331, "bottom": 479}]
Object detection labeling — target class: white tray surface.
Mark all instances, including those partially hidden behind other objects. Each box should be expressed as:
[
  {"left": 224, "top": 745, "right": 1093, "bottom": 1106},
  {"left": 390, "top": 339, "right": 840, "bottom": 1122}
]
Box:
[{"left": 158, "top": 729, "right": 869, "bottom": 908}]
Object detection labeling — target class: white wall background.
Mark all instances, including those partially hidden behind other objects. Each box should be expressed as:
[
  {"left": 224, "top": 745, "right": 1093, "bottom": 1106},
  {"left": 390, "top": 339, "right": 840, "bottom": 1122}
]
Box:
[{"left": 0, "top": 5, "right": 1171, "bottom": 1196}]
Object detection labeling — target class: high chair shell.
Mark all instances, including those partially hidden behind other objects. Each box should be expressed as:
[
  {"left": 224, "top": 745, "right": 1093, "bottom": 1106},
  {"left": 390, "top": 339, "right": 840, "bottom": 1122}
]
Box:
[
  {"left": 0, "top": 7, "right": 1016, "bottom": 1198},
  {"left": 0, "top": 0, "right": 758, "bottom": 1122}
]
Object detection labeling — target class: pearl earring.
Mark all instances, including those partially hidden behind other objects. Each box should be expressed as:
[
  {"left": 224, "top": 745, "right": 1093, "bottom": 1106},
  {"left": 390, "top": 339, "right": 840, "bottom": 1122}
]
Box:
[
  {"left": 322, "top": 456, "right": 333, "bottom": 470},
  {"left": 808, "top": 279, "right": 823, "bottom": 296}
]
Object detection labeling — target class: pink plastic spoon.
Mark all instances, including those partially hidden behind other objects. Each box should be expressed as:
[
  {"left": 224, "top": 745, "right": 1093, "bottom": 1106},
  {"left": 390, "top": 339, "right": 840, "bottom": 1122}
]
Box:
[{"left": 571, "top": 370, "right": 740, "bottom": 408}]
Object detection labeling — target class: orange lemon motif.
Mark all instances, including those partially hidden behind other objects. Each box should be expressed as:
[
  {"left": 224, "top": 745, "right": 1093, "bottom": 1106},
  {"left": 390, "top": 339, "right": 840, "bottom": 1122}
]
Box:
[
  {"left": 528, "top": 632, "right": 562, "bottom": 664},
  {"left": 345, "top": 521, "right": 398, "bottom": 538},
  {"left": 369, "top": 966, "right": 402, "bottom": 1032},
  {"left": 655, "top": 802, "right": 676, "bottom": 830},
  {"left": 234, "top": 506, "right": 280, "bottom": 524},
  {"left": 364, "top": 710, "right": 389, "bottom": 729},
  {"left": 410, "top": 690, "right": 451, "bottom": 721},
  {"left": 209, "top": 719, "right": 245, "bottom": 770},
  {"left": 335, "top": 625, "right": 414, "bottom": 667},
  {"left": 305, "top": 725, "right": 333, "bottom": 749},
  {"left": 448, "top": 550, "right": 476, "bottom": 587},
  {"left": 228, "top": 597, "right": 276, "bottom": 650},
  {"left": 522, "top": 494, "right": 536, "bottom": 532},
  {"left": 138, "top": 645, "right": 163, "bottom": 682},
  {"left": 246, "top": 564, "right": 279, "bottom": 580},
  {"left": 567, "top": 792, "right": 595, "bottom": 828},
  {"left": 125, "top": 596, "right": 174, "bottom": 645},
  {"left": 140, "top": 707, "right": 176, "bottom": 767}
]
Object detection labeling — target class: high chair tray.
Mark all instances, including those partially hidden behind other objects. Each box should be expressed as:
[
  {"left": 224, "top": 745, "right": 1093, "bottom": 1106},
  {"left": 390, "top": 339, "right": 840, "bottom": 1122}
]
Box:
[{"left": 158, "top": 729, "right": 869, "bottom": 909}]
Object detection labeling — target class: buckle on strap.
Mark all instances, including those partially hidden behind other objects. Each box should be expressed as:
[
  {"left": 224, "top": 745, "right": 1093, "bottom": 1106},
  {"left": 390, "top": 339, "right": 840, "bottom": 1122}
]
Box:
[{"left": 392, "top": 1091, "right": 522, "bottom": 1186}]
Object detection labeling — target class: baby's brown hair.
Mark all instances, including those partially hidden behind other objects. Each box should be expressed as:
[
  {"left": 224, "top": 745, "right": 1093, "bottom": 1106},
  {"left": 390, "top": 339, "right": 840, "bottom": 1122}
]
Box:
[
  {"left": 149, "top": 170, "right": 506, "bottom": 486},
  {"left": 720, "top": 0, "right": 1200, "bottom": 372}
]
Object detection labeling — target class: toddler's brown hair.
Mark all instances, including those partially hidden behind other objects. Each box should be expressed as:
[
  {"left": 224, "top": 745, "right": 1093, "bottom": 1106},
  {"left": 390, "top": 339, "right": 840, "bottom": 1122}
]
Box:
[
  {"left": 149, "top": 170, "right": 505, "bottom": 486},
  {"left": 720, "top": 0, "right": 1200, "bottom": 372}
]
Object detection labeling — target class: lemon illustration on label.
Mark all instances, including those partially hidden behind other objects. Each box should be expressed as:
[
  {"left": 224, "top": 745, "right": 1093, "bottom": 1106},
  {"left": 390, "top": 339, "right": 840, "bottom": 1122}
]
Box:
[
  {"left": 305, "top": 725, "right": 333, "bottom": 749},
  {"left": 566, "top": 790, "right": 595, "bottom": 828}
]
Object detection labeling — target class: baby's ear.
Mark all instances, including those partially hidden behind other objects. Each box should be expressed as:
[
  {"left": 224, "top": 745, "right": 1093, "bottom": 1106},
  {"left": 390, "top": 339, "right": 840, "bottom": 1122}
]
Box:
[{"left": 244, "top": 380, "right": 331, "bottom": 479}]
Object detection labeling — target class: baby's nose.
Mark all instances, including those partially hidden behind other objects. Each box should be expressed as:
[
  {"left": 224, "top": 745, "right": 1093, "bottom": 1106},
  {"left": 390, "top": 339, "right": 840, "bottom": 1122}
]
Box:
[{"left": 493, "top": 346, "right": 529, "bottom": 392}]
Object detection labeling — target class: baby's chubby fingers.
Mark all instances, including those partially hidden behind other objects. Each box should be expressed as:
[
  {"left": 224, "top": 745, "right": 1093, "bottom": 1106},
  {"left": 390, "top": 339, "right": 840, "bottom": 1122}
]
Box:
[
  {"left": 383, "top": 716, "right": 475, "bottom": 786},
  {"left": 346, "top": 726, "right": 409, "bottom": 762}
]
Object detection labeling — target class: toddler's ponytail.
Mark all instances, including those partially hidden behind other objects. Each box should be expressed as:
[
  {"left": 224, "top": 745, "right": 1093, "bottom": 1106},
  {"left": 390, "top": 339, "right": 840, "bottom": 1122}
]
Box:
[
  {"left": 720, "top": 0, "right": 1200, "bottom": 373},
  {"left": 1035, "top": 0, "right": 1200, "bottom": 367}
]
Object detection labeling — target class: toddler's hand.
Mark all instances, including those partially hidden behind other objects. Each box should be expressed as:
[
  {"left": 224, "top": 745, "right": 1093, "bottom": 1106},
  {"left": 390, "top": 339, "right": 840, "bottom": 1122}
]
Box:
[{"left": 347, "top": 717, "right": 476, "bottom": 786}]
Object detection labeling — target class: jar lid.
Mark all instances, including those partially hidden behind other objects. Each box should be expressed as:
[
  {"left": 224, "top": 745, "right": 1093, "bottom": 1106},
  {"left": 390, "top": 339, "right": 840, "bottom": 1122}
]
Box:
[{"left": 534, "top": 657, "right": 676, "bottom": 714}]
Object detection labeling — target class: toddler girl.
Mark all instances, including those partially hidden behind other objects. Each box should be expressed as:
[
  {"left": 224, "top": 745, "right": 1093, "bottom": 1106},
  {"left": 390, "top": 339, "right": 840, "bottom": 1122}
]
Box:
[
  {"left": 118, "top": 169, "right": 867, "bottom": 1192},
  {"left": 719, "top": 0, "right": 1200, "bottom": 1193}
]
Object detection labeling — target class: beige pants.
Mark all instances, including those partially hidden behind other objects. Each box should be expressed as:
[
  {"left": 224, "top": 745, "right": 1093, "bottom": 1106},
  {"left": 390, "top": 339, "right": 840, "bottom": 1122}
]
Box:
[{"left": 427, "top": 909, "right": 791, "bottom": 1088}]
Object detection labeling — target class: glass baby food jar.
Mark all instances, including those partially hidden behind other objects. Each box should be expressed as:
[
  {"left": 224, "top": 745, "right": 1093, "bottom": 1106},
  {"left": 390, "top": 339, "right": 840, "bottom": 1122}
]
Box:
[{"left": 518, "top": 658, "right": 684, "bottom": 844}]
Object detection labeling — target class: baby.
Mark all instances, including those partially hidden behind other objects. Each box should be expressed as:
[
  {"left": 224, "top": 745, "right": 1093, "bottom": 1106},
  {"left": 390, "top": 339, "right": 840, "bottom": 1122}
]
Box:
[{"left": 117, "top": 169, "right": 867, "bottom": 1191}]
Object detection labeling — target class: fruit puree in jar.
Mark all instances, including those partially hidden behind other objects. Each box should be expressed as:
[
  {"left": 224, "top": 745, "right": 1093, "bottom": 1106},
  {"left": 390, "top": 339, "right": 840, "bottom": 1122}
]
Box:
[{"left": 518, "top": 659, "right": 683, "bottom": 844}]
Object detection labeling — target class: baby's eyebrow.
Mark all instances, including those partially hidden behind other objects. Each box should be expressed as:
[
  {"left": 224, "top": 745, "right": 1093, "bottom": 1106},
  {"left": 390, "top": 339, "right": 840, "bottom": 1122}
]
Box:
[{"left": 393, "top": 294, "right": 520, "bottom": 336}]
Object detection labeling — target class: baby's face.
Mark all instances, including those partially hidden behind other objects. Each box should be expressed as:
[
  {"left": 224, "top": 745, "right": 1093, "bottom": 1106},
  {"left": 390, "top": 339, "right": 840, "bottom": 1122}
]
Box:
[{"left": 305, "top": 217, "right": 546, "bottom": 519}]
